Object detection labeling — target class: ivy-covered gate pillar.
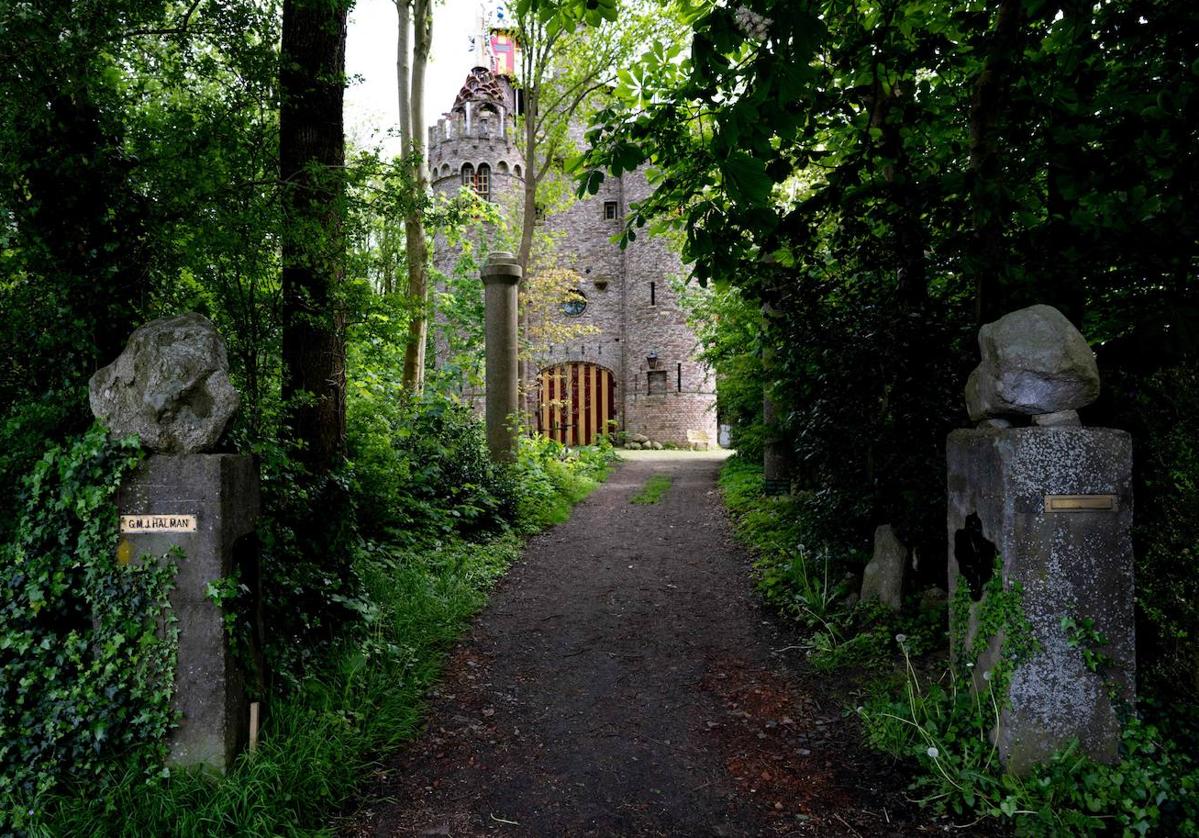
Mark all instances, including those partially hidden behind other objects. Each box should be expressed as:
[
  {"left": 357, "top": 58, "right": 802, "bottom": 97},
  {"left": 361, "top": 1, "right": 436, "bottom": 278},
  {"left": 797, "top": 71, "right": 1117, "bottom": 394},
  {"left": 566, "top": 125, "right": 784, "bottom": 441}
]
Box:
[
  {"left": 91, "top": 313, "right": 261, "bottom": 773},
  {"left": 945, "top": 305, "right": 1135, "bottom": 774}
]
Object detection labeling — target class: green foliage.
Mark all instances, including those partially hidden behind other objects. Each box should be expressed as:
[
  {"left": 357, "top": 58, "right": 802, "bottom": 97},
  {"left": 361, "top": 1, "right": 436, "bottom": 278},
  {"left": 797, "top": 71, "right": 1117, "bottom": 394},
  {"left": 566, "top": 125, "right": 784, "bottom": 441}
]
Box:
[
  {"left": 512, "top": 433, "right": 616, "bottom": 531},
  {"left": 630, "top": 474, "right": 672, "bottom": 505},
  {"left": 33, "top": 534, "right": 522, "bottom": 836},
  {"left": 861, "top": 567, "right": 1199, "bottom": 835},
  {"left": 348, "top": 390, "right": 515, "bottom": 545},
  {"left": 586, "top": 0, "right": 1199, "bottom": 700},
  {"left": 0, "top": 426, "right": 179, "bottom": 829}
]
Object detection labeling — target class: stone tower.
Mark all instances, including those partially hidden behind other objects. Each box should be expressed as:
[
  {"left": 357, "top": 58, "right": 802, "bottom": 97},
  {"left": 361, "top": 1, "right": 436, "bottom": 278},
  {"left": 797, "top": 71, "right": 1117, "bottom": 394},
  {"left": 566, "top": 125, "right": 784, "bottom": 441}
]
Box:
[{"left": 428, "top": 66, "right": 718, "bottom": 448}]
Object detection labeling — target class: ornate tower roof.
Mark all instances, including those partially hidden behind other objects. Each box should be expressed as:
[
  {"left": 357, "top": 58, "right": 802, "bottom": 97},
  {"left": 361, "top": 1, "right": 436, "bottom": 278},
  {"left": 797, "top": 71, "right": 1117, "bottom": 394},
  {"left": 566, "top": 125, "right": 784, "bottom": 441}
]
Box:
[{"left": 452, "top": 67, "right": 507, "bottom": 114}]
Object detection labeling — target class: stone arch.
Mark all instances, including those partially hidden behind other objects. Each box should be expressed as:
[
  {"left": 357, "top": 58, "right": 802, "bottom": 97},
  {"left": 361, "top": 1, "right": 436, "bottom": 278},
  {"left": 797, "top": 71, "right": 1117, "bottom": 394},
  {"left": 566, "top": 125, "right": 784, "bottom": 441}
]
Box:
[{"left": 497, "top": 161, "right": 509, "bottom": 174}]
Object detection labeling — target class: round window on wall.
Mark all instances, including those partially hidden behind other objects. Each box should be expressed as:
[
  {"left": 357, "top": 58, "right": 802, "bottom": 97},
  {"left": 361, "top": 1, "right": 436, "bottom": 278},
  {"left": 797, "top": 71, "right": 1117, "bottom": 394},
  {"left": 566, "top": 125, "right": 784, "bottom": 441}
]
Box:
[{"left": 561, "top": 290, "right": 587, "bottom": 317}]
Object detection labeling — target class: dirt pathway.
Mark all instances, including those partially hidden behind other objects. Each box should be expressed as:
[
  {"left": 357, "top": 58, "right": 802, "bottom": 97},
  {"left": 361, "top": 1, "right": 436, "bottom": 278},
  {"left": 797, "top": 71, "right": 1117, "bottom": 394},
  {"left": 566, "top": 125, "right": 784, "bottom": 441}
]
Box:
[{"left": 351, "top": 453, "right": 922, "bottom": 837}]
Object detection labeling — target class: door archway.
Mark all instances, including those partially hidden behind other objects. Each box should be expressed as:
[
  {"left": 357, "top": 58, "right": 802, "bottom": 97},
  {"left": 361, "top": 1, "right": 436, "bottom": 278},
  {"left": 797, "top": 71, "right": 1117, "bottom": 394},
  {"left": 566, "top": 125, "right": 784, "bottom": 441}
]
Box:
[{"left": 536, "top": 362, "right": 616, "bottom": 446}]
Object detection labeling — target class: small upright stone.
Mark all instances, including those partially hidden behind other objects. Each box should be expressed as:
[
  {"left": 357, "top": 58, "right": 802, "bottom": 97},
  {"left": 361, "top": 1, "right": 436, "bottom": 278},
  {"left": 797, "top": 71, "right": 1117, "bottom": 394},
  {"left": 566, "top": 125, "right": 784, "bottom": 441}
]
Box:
[
  {"left": 89, "top": 313, "right": 239, "bottom": 453},
  {"left": 860, "top": 524, "right": 908, "bottom": 611},
  {"left": 965, "top": 304, "right": 1099, "bottom": 422}
]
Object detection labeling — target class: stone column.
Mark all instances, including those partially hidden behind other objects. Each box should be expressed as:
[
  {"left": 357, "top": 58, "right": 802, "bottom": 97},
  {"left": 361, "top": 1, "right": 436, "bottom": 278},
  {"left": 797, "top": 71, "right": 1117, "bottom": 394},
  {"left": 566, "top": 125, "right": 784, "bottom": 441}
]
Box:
[
  {"left": 947, "top": 426, "right": 1134, "bottom": 774},
  {"left": 117, "top": 455, "right": 259, "bottom": 772},
  {"left": 483, "top": 251, "right": 522, "bottom": 462}
]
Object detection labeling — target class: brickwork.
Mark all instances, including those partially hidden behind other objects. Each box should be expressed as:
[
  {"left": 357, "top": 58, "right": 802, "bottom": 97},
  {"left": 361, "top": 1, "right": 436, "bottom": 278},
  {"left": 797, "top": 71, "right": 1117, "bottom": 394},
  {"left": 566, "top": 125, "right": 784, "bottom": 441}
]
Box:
[{"left": 428, "top": 67, "right": 718, "bottom": 447}]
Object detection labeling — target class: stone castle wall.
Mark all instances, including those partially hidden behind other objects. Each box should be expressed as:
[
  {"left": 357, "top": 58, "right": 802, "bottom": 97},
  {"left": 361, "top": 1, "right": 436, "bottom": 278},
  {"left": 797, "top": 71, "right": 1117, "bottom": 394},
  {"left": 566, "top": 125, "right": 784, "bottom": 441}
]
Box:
[{"left": 426, "top": 69, "right": 718, "bottom": 447}]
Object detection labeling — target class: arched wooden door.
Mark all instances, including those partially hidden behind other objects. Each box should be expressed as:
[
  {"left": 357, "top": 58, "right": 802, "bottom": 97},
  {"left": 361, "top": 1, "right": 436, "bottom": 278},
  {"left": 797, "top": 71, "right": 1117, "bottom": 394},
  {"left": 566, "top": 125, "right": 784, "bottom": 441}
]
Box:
[{"left": 536, "top": 363, "right": 615, "bottom": 446}]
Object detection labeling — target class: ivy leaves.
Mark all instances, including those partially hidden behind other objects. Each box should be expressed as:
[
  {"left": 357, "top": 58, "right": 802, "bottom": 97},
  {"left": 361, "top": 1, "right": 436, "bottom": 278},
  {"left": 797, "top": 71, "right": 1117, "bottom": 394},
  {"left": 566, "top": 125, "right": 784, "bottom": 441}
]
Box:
[{"left": 0, "top": 426, "right": 178, "bottom": 827}]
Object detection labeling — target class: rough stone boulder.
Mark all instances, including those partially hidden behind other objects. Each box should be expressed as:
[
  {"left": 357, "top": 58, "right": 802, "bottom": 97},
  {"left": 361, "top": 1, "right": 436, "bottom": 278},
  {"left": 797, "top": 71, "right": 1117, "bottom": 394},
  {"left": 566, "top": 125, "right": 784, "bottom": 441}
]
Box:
[
  {"left": 860, "top": 524, "right": 908, "bottom": 611},
  {"left": 624, "top": 441, "right": 643, "bottom": 450},
  {"left": 89, "top": 313, "right": 240, "bottom": 453},
  {"left": 629, "top": 433, "right": 650, "bottom": 444},
  {"left": 965, "top": 304, "right": 1099, "bottom": 422}
]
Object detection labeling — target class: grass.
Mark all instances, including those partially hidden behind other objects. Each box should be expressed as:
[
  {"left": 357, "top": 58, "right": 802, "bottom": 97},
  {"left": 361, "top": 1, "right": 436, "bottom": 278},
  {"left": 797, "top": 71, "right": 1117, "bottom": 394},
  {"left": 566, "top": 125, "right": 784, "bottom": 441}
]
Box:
[
  {"left": 31, "top": 446, "right": 615, "bottom": 837},
  {"left": 630, "top": 473, "right": 672, "bottom": 505},
  {"left": 33, "top": 536, "right": 520, "bottom": 836}
]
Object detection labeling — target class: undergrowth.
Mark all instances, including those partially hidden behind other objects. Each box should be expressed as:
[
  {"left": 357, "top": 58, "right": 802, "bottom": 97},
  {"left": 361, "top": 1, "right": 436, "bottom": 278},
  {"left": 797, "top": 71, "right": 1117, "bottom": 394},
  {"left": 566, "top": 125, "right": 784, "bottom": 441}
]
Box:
[
  {"left": 11, "top": 418, "right": 615, "bottom": 836},
  {"left": 720, "top": 454, "right": 1199, "bottom": 835}
]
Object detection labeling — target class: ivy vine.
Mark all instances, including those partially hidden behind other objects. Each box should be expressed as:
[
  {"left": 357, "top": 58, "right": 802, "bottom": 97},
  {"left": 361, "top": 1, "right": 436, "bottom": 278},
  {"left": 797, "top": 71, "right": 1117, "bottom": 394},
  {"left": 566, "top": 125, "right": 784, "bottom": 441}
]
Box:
[{"left": 0, "top": 424, "right": 179, "bottom": 830}]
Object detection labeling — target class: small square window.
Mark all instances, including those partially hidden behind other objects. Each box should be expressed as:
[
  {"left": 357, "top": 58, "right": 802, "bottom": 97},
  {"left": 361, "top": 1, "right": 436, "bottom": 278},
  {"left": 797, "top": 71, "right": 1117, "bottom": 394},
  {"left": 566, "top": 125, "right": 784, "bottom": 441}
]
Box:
[
  {"left": 647, "top": 369, "right": 668, "bottom": 395},
  {"left": 604, "top": 201, "right": 618, "bottom": 220}
]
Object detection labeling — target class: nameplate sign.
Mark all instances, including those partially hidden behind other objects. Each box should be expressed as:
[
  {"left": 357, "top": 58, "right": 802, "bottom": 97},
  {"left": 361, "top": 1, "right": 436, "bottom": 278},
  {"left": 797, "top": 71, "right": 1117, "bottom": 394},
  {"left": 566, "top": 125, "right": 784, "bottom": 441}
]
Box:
[
  {"left": 120, "top": 514, "right": 198, "bottom": 533},
  {"left": 1044, "top": 495, "right": 1117, "bottom": 513}
]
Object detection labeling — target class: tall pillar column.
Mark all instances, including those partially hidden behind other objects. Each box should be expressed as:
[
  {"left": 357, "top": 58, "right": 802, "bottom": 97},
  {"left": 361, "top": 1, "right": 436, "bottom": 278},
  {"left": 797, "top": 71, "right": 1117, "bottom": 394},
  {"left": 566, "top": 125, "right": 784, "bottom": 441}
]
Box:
[{"left": 483, "top": 251, "right": 522, "bottom": 462}]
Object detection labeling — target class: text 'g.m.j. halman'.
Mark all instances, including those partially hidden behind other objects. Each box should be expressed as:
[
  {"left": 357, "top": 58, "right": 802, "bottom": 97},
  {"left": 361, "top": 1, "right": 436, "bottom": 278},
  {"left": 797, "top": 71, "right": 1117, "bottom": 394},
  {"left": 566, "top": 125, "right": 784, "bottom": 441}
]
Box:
[{"left": 120, "top": 514, "right": 198, "bottom": 533}]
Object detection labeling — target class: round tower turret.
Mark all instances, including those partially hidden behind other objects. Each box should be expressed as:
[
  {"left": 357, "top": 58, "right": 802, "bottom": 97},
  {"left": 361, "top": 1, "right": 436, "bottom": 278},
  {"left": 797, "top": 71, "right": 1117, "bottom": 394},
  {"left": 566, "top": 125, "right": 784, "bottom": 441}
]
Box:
[{"left": 428, "top": 67, "right": 524, "bottom": 203}]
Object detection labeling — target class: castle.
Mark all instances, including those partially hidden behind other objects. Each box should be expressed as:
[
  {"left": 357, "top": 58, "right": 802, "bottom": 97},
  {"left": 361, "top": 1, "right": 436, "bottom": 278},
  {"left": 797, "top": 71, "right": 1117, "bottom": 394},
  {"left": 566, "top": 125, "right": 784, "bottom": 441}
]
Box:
[{"left": 427, "top": 63, "right": 718, "bottom": 449}]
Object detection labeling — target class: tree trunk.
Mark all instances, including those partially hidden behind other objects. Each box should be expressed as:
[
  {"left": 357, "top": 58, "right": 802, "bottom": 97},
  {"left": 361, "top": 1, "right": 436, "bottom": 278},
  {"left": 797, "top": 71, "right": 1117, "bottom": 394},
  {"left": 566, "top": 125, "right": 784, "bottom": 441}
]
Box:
[
  {"left": 280, "top": 0, "right": 349, "bottom": 477},
  {"left": 516, "top": 86, "right": 540, "bottom": 392},
  {"left": 399, "top": 0, "right": 433, "bottom": 395},
  {"left": 967, "top": 0, "right": 1023, "bottom": 325},
  {"left": 395, "top": 0, "right": 411, "bottom": 154}
]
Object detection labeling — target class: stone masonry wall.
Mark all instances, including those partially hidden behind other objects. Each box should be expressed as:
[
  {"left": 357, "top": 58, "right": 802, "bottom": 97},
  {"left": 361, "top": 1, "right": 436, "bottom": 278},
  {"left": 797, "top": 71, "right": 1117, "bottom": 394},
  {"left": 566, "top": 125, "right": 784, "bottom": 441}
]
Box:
[{"left": 426, "top": 69, "right": 718, "bottom": 446}]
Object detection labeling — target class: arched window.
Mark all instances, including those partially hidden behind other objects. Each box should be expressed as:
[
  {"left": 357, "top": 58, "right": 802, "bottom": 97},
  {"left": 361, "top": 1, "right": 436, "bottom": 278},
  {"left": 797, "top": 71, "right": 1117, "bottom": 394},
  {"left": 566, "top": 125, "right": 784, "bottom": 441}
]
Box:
[
  {"left": 475, "top": 163, "right": 491, "bottom": 201},
  {"left": 497, "top": 161, "right": 509, "bottom": 174},
  {"left": 513, "top": 164, "right": 522, "bottom": 178},
  {"left": 440, "top": 163, "right": 450, "bottom": 177},
  {"left": 461, "top": 162, "right": 475, "bottom": 188}
]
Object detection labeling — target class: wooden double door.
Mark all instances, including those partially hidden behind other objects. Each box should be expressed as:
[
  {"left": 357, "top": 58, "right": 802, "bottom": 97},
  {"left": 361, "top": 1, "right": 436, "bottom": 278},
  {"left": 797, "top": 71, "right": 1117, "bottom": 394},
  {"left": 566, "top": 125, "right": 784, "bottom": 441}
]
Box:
[{"left": 536, "top": 362, "right": 616, "bottom": 446}]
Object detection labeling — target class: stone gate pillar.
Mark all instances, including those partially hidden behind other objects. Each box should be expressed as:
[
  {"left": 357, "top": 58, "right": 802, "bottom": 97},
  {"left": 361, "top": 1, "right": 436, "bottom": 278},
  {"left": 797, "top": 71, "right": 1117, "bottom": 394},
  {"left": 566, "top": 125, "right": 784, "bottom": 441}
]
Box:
[
  {"left": 90, "top": 313, "right": 260, "bottom": 773},
  {"left": 483, "top": 251, "right": 522, "bottom": 463},
  {"left": 946, "top": 305, "right": 1135, "bottom": 774}
]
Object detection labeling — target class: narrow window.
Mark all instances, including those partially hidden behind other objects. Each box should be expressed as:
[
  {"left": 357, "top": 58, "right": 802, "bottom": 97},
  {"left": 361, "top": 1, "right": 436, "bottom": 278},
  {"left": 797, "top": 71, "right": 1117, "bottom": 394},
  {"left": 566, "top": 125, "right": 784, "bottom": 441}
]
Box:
[
  {"left": 461, "top": 162, "right": 475, "bottom": 188},
  {"left": 604, "top": 201, "right": 618, "bottom": 220},
  {"left": 650, "top": 281, "right": 656, "bottom": 305},
  {"left": 677, "top": 363, "right": 682, "bottom": 392},
  {"left": 534, "top": 203, "right": 546, "bottom": 224},
  {"left": 647, "top": 369, "right": 667, "bottom": 395},
  {"left": 476, "top": 163, "right": 491, "bottom": 201}
]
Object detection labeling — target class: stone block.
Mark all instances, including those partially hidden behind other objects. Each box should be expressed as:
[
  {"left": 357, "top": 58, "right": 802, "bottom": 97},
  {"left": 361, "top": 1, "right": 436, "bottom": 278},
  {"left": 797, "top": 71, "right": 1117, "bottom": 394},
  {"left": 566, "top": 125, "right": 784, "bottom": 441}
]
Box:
[
  {"left": 89, "top": 313, "right": 240, "bottom": 453},
  {"left": 946, "top": 426, "right": 1134, "bottom": 773},
  {"left": 861, "top": 525, "right": 907, "bottom": 610},
  {"left": 965, "top": 304, "right": 1099, "bottom": 422},
  {"left": 117, "top": 454, "right": 259, "bottom": 772}
]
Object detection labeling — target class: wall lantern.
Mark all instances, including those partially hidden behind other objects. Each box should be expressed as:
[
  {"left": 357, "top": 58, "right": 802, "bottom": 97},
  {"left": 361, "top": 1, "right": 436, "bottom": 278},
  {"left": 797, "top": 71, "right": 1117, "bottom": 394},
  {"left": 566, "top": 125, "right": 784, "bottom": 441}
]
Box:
[{"left": 646, "top": 351, "right": 659, "bottom": 369}]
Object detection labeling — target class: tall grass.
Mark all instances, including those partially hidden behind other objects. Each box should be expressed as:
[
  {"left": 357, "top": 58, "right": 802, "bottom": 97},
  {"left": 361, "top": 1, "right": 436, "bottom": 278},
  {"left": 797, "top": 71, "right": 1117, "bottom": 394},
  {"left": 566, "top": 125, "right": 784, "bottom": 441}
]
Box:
[{"left": 33, "top": 537, "right": 518, "bottom": 836}]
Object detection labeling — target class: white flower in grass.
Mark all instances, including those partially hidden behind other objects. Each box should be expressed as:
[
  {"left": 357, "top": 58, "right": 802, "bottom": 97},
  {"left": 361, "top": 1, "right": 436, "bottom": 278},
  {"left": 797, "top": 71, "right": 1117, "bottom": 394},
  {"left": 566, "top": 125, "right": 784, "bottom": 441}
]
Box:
[
  {"left": 895, "top": 633, "right": 907, "bottom": 644},
  {"left": 926, "top": 746, "right": 940, "bottom": 758},
  {"left": 982, "top": 670, "right": 992, "bottom": 681}
]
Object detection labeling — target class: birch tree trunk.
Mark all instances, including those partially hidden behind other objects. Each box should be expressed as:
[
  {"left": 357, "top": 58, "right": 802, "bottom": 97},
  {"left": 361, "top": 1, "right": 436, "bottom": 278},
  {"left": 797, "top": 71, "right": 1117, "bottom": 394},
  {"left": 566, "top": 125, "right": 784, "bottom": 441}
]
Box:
[{"left": 401, "top": 0, "right": 431, "bottom": 394}]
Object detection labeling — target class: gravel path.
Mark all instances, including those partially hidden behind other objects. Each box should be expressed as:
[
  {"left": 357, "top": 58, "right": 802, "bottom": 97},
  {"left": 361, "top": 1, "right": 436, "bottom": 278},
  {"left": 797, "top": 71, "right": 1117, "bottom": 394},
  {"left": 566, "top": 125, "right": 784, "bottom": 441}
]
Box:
[{"left": 350, "top": 453, "right": 926, "bottom": 837}]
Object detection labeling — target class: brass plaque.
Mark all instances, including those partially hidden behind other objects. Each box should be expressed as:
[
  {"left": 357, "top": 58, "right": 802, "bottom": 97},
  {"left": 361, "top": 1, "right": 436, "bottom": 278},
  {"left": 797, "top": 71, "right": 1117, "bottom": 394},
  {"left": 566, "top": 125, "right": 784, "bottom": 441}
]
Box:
[
  {"left": 120, "top": 514, "right": 198, "bottom": 533},
  {"left": 1044, "top": 494, "right": 1117, "bottom": 513}
]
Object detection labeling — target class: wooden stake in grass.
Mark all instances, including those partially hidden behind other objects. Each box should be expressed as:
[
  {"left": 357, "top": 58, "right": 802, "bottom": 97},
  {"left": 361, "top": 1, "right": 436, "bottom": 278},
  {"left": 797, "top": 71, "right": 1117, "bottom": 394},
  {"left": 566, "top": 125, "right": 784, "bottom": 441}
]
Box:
[
  {"left": 248, "top": 702, "right": 260, "bottom": 754},
  {"left": 630, "top": 474, "right": 672, "bottom": 505}
]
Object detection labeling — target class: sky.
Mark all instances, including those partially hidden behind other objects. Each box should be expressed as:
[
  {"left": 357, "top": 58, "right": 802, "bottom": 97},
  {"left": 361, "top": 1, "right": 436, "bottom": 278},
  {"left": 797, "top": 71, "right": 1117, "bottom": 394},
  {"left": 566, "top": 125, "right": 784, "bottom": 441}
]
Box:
[{"left": 345, "top": 0, "right": 487, "bottom": 156}]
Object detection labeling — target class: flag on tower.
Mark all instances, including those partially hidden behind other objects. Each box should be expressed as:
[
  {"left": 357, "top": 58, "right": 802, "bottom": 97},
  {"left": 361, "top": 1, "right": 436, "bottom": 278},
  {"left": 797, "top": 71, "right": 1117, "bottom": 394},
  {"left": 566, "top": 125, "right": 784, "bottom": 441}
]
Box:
[{"left": 490, "top": 32, "right": 516, "bottom": 76}]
